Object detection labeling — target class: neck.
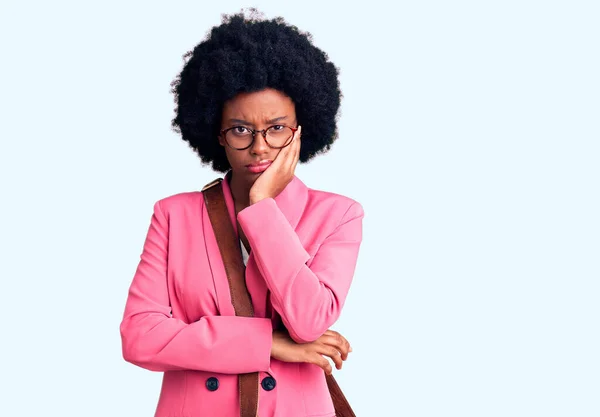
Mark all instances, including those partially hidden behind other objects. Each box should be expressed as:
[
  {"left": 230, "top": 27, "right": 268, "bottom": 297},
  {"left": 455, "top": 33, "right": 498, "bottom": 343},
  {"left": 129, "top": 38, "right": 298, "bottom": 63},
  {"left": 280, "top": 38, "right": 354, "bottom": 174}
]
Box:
[{"left": 228, "top": 171, "right": 252, "bottom": 210}]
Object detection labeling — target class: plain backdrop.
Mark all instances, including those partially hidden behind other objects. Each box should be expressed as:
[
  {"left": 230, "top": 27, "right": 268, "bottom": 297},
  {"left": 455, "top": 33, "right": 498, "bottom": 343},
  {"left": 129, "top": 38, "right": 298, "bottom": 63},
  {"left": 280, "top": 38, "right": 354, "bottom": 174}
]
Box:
[{"left": 1, "top": 1, "right": 598, "bottom": 416}]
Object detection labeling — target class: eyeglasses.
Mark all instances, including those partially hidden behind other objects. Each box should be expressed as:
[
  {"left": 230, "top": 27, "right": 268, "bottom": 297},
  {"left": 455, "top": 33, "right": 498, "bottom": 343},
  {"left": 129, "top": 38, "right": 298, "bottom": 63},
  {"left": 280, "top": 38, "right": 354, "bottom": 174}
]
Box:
[{"left": 220, "top": 125, "right": 298, "bottom": 150}]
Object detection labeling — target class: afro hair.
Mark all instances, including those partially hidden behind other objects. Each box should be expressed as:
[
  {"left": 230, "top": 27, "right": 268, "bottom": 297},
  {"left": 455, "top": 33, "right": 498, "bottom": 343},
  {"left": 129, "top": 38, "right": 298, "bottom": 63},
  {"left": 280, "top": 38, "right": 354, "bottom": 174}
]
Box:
[{"left": 170, "top": 9, "right": 342, "bottom": 172}]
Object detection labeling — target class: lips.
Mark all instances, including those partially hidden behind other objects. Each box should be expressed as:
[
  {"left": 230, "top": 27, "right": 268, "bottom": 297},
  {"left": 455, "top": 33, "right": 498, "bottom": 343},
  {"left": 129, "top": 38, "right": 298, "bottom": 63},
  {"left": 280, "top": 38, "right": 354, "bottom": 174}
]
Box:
[
  {"left": 246, "top": 160, "right": 272, "bottom": 173},
  {"left": 246, "top": 160, "right": 272, "bottom": 168}
]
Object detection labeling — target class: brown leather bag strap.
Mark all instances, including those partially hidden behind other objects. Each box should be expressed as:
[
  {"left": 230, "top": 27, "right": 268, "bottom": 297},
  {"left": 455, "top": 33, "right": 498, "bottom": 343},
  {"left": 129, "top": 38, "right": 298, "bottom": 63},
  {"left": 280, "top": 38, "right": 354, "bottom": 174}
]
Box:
[
  {"left": 203, "top": 180, "right": 254, "bottom": 318},
  {"left": 203, "top": 179, "right": 259, "bottom": 417},
  {"left": 203, "top": 178, "right": 356, "bottom": 417},
  {"left": 326, "top": 374, "right": 356, "bottom": 417}
]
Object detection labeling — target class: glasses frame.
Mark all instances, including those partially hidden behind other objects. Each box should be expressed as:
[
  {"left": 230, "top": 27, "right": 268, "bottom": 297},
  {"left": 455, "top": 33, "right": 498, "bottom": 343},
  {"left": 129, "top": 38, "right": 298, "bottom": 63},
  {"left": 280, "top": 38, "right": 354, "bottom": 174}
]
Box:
[{"left": 219, "top": 124, "right": 298, "bottom": 150}]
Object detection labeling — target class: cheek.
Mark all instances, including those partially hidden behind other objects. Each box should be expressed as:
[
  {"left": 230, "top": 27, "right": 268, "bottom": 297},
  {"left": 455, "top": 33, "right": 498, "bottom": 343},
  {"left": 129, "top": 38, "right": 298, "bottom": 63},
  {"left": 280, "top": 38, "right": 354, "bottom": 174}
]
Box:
[{"left": 224, "top": 148, "right": 245, "bottom": 168}]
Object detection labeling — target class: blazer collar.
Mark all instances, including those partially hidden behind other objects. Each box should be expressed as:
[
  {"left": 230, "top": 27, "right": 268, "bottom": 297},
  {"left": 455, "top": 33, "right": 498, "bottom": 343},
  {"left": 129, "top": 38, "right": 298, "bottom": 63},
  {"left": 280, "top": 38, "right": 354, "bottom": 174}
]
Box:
[{"left": 221, "top": 170, "right": 308, "bottom": 233}]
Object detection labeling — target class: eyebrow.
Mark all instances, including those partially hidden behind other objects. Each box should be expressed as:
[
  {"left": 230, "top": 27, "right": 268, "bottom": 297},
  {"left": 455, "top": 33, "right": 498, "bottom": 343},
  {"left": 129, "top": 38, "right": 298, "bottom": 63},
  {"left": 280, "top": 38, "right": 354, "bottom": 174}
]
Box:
[{"left": 227, "top": 116, "right": 289, "bottom": 126}]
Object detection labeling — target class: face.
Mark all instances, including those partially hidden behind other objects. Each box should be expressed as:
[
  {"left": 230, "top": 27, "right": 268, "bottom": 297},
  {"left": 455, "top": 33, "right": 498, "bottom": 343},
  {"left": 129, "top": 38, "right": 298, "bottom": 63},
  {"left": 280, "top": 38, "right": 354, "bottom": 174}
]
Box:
[{"left": 219, "top": 88, "right": 297, "bottom": 185}]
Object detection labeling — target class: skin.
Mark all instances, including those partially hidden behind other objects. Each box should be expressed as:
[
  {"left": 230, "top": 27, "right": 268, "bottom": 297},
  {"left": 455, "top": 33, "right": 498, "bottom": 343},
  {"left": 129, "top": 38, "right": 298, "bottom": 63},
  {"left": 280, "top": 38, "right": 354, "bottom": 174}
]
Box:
[{"left": 219, "top": 88, "right": 351, "bottom": 374}]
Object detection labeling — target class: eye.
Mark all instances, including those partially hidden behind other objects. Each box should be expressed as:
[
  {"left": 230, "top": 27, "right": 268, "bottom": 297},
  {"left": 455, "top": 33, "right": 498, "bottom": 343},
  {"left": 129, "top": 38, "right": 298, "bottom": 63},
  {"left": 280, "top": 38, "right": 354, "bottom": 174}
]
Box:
[
  {"left": 270, "top": 125, "right": 285, "bottom": 131},
  {"left": 230, "top": 126, "right": 251, "bottom": 135}
]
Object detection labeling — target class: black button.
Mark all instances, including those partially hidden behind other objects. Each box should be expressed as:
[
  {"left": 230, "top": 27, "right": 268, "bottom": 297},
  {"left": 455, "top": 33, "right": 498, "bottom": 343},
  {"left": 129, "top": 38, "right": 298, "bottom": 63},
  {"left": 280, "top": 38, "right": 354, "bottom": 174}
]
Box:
[
  {"left": 206, "top": 377, "right": 219, "bottom": 391},
  {"left": 261, "top": 376, "right": 276, "bottom": 391}
]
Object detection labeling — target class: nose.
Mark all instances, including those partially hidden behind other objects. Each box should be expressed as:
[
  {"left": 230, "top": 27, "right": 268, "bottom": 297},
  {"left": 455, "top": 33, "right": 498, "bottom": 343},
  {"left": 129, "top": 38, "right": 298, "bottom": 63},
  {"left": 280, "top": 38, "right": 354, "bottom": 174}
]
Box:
[{"left": 250, "top": 131, "right": 270, "bottom": 156}]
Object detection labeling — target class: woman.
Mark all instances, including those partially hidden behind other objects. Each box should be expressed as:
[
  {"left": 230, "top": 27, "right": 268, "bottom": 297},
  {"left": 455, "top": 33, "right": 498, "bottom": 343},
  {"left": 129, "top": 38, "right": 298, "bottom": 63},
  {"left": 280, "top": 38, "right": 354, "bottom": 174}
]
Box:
[{"left": 120, "top": 10, "right": 364, "bottom": 417}]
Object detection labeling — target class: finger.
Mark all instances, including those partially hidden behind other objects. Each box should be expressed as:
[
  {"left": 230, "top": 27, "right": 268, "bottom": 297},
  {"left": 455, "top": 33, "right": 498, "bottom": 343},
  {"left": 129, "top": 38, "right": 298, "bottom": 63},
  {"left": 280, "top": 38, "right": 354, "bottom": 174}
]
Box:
[
  {"left": 318, "top": 345, "right": 343, "bottom": 370},
  {"left": 326, "top": 337, "right": 350, "bottom": 361},
  {"left": 291, "top": 154, "right": 300, "bottom": 175},
  {"left": 321, "top": 330, "right": 346, "bottom": 345},
  {"left": 271, "top": 128, "right": 299, "bottom": 167},
  {"left": 291, "top": 126, "right": 301, "bottom": 172},
  {"left": 309, "top": 352, "right": 333, "bottom": 375},
  {"left": 294, "top": 125, "right": 301, "bottom": 157},
  {"left": 313, "top": 339, "right": 345, "bottom": 367},
  {"left": 294, "top": 125, "right": 301, "bottom": 146},
  {"left": 290, "top": 125, "right": 301, "bottom": 148},
  {"left": 319, "top": 332, "right": 351, "bottom": 360},
  {"left": 286, "top": 126, "right": 301, "bottom": 166},
  {"left": 325, "top": 330, "right": 350, "bottom": 350},
  {"left": 278, "top": 127, "right": 299, "bottom": 176}
]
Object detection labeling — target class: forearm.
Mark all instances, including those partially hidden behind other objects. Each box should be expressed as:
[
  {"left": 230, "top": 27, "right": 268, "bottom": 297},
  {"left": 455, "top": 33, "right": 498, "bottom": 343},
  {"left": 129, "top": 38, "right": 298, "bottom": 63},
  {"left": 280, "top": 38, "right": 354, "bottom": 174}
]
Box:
[
  {"left": 120, "top": 312, "right": 272, "bottom": 373},
  {"left": 238, "top": 198, "right": 364, "bottom": 343}
]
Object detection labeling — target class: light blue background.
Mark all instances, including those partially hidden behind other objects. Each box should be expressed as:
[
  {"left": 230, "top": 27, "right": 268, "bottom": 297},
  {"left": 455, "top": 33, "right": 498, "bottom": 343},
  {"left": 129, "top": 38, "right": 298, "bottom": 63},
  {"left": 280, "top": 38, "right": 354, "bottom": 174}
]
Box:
[{"left": 1, "top": 1, "right": 598, "bottom": 416}]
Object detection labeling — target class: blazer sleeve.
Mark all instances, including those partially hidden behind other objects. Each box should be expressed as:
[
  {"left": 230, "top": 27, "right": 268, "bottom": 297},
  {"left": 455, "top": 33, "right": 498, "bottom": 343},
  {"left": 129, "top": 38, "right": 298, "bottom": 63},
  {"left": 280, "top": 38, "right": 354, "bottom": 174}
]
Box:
[
  {"left": 119, "top": 200, "right": 273, "bottom": 374},
  {"left": 237, "top": 198, "right": 364, "bottom": 344}
]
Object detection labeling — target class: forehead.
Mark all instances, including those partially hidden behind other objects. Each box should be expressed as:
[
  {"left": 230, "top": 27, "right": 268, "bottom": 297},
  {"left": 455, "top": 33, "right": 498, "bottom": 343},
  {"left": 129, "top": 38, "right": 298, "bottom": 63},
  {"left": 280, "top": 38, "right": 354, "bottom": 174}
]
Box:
[{"left": 222, "top": 88, "right": 296, "bottom": 121}]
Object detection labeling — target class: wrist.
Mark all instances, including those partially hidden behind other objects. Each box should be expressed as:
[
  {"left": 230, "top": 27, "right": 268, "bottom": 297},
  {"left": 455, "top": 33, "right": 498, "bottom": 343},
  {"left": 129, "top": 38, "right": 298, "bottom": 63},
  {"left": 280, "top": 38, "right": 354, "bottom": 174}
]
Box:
[
  {"left": 249, "top": 193, "right": 268, "bottom": 205},
  {"left": 270, "top": 330, "right": 281, "bottom": 357}
]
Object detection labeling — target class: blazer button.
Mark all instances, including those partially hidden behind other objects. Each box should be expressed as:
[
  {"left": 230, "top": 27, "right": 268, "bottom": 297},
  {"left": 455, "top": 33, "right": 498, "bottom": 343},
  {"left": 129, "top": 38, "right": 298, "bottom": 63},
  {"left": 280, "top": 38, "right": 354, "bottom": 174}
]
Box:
[
  {"left": 261, "top": 376, "right": 276, "bottom": 391},
  {"left": 206, "top": 377, "right": 219, "bottom": 392}
]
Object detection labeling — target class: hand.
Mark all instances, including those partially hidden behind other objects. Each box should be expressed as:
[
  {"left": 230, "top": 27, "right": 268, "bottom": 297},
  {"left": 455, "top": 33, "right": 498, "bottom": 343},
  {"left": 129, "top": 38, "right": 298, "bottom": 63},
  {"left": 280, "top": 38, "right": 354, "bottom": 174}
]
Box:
[
  {"left": 249, "top": 125, "right": 301, "bottom": 205},
  {"left": 270, "top": 328, "right": 352, "bottom": 375}
]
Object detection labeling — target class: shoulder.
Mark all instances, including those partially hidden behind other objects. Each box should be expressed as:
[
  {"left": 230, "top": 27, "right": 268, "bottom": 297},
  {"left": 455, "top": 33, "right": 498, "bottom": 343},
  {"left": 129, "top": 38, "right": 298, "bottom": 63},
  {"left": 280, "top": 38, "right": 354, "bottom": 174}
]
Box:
[
  {"left": 304, "top": 185, "right": 365, "bottom": 222},
  {"left": 151, "top": 191, "right": 204, "bottom": 218}
]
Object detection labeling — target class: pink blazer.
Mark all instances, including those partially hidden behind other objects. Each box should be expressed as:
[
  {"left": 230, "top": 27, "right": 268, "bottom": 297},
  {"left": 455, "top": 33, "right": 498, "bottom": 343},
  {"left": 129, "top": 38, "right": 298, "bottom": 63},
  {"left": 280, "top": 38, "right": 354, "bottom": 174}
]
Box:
[{"left": 120, "top": 173, "right": 364, "bottom": 417}]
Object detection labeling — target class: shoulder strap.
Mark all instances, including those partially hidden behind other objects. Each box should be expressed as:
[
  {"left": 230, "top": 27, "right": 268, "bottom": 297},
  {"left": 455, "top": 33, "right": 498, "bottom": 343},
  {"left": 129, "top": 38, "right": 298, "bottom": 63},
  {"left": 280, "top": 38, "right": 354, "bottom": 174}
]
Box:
[
  {"left": 203, "top": 178, "right": 258, "bottom": 416},
  {"left": 203, "top": 179, "right": 254, "bottom": 317},
  {"left": 326, "top": 374, "right": 356, "bottom": 417}
]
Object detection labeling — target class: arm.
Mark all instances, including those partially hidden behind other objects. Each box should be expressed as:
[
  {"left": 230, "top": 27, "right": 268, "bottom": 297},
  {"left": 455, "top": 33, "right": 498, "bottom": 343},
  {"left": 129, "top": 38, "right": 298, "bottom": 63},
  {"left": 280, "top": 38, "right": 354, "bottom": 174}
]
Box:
[
  {"left": 120, "top": 200, "right": 273, "bottom": 374},
  {"left": 237, "top": 198, "right": 364, "bottom": 344}
]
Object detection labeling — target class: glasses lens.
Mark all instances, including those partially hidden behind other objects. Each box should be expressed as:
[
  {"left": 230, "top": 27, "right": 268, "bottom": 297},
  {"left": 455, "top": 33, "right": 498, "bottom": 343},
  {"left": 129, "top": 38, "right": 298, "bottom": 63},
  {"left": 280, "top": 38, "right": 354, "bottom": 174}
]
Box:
[
  {"left": 266, "top": 126, "right": 294, "bottom": 148},
  {"left": 225, "top": 127, "right": 253, "bottom": 149}
]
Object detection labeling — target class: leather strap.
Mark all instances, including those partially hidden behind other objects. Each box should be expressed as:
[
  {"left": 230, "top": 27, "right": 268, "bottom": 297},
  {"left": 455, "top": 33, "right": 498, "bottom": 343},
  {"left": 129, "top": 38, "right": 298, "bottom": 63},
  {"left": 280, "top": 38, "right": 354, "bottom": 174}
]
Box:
[
  {"left": 326, "top": 373, "right": 356, "bottom": 417},
  {"left": 203, "top": 179, "right": 259, "bottom": 417},
  {"left": 203, "top": 178, "right": 355, "bottom": 417}
]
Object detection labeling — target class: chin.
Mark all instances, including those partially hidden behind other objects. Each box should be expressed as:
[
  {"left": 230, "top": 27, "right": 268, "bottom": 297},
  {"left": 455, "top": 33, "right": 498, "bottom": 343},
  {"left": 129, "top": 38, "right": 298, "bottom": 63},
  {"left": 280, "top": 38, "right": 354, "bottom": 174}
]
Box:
[{"left": 231, "top": 168, "right": 260, "bottom": 182}]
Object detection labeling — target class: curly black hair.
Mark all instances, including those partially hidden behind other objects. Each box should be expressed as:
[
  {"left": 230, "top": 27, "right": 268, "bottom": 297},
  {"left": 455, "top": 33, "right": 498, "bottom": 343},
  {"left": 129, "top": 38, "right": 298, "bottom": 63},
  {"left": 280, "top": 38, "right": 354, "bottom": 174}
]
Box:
[{"left": 170, "top": 9, "right": 342, "bottom": 172}]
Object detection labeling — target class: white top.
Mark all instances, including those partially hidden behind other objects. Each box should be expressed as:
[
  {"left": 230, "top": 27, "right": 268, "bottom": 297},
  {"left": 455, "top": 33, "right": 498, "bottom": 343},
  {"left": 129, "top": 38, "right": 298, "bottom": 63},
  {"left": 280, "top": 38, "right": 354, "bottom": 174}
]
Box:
[{"left": 240, "top": 239, "right": 249, "bottom": 266}]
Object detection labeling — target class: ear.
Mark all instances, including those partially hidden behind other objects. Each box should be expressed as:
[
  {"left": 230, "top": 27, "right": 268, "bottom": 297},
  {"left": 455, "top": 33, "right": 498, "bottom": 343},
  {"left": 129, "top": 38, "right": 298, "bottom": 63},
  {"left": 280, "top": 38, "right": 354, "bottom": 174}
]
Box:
[{"left": 218, "top": 135, "right": 225, "bottom": 147}]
